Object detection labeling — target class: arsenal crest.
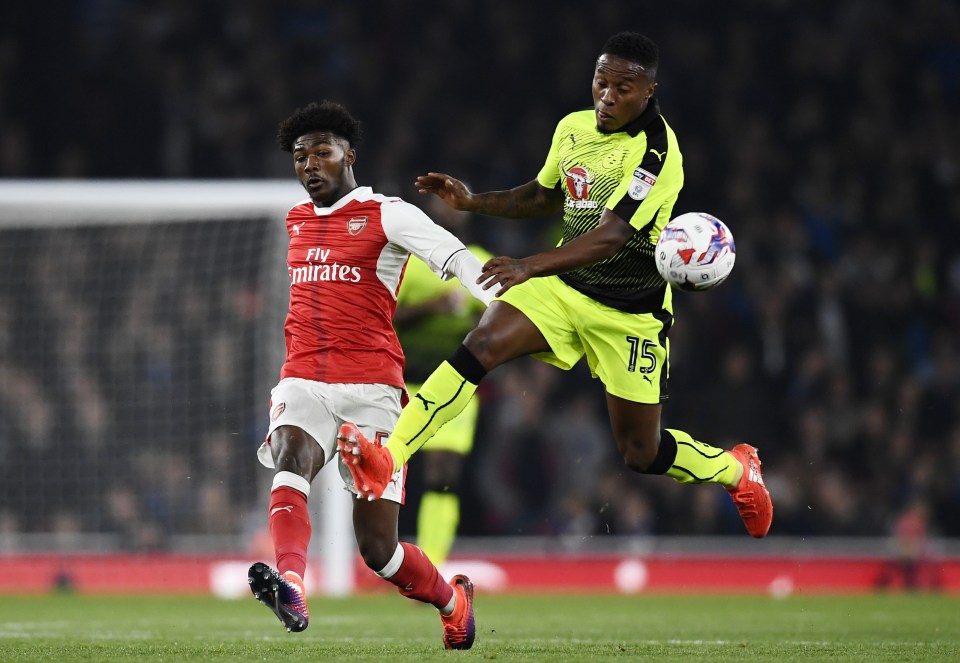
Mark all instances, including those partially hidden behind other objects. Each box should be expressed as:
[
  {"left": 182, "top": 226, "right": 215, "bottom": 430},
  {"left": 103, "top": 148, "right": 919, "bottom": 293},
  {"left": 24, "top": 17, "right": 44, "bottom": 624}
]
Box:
[{"left": 347, "top": 216, "right": 368, "bottom": 235}]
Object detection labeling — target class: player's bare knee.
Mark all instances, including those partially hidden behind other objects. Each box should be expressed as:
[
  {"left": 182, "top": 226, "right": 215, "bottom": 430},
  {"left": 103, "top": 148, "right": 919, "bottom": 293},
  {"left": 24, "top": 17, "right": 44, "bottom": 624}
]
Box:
[
  {"left": 619, "top": 437, "right": 659, "bottom": 473},
  {"left": 270, "top": 426, "right": 323, "bottom": 475},
  {"left": 423, "top": 451, "right": 463, "bottom": 492},
  {"left": 356, "top": 537, "right": 396, "bottom": 571},
  {"left": 463, "top": 330, "right": 495, "bottom": 366}
]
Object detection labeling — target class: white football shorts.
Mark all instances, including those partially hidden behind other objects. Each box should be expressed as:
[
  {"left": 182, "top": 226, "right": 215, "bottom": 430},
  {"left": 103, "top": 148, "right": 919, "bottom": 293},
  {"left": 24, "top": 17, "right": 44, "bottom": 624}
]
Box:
[{"left": 257, "top": 377, "right": 406, "bottom": 503}]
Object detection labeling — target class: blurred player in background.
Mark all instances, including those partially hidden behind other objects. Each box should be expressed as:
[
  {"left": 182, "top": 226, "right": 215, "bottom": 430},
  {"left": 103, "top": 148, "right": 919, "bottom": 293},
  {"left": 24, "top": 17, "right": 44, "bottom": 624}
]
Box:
[
  {"left": 394, "top": 203, "right": 492, "bottom": 568},
  {"left": 874, "top": 498, "right": 943, "bottom": 592},
  {"left": 339, "top": 32, "right": 773, "bottom": 540},
  {"left": 247, "top": 100, "right": 482, "bottom": 649}
]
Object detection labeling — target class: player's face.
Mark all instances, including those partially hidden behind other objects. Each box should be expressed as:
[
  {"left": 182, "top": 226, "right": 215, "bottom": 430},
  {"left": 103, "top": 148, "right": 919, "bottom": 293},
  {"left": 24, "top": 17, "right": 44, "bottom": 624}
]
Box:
[
  {"left": 592, "top": 55, "right": 656, "bottom": 132},
  {"left": 292, "top": 132, "right": 356, "bottom": 205}
]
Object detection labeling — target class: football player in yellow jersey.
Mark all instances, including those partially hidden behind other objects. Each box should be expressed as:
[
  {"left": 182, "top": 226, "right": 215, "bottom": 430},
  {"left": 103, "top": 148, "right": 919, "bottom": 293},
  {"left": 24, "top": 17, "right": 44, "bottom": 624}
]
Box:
[
  {"left": 340, "top": 32, "right": 772, "bottom": 539},
  {"left": 395, "top": 242, "right": 492, "bottom": 568}
]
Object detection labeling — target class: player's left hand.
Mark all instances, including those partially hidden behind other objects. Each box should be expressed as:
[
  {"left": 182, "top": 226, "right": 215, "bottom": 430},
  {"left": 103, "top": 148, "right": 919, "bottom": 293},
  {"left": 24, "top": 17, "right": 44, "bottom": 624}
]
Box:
[{"left": 478, "top": 256, "right": 531, "bottom": 296}]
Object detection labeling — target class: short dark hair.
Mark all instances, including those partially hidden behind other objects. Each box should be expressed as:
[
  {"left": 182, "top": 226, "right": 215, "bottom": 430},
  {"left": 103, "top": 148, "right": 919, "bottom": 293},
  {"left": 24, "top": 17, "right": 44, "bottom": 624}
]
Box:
[
  {"left": 600, "top": 32, "right": 659, "bottom": 78},
  {"left": 276, "top": 101, "right": 363, "bottom": 153}
]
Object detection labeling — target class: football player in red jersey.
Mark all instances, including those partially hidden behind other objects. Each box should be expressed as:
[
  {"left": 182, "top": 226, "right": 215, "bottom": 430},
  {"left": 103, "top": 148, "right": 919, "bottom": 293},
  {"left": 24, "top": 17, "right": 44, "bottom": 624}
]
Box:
[{"left": 247, "top": 101, "right": 477, "bottom": 650}]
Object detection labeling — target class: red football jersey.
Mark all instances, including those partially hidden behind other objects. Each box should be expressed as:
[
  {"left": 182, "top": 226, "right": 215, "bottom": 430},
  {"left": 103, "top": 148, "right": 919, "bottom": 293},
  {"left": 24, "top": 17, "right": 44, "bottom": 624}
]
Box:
[{"left": 280, "top": 186, "right": 467, "bottom": 388}]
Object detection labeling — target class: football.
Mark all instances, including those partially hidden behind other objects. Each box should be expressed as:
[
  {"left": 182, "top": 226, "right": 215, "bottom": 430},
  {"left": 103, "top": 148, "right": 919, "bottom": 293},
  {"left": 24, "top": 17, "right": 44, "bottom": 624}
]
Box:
[{"left": 654, "top": 212, "right": 736, "bottom": 291}]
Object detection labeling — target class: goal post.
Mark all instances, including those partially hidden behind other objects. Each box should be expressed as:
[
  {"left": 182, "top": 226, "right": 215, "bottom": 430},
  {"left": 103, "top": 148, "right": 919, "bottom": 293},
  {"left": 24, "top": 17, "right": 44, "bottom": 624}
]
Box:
[{"left": 0, "top": 180, "right": 355, "bottom": 596}]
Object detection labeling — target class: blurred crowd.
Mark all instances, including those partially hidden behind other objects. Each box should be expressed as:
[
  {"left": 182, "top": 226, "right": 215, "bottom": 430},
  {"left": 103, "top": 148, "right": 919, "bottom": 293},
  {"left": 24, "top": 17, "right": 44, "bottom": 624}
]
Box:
[{"left": 1, "top": 0, "right": 959, "bottom": 545}]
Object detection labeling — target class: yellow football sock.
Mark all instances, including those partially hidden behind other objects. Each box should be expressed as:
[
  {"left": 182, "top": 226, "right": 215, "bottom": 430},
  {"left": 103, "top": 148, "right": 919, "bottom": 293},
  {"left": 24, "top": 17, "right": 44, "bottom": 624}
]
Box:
[
  {"left": 663, "top": 428, "right": 740, "bottom": 486},
  {"left": 385, "top": 360, "right": 478, "bottom": 470},
  {"left": 417, "top": 491, "right": 460, "bottom": 567}
]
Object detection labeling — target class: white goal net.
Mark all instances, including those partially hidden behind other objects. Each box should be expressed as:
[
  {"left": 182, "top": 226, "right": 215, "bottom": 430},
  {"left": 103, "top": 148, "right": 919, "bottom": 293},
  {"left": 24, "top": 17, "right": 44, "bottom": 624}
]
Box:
[{"left": 0, "top": 181, "right": 306, "bottom": 547}]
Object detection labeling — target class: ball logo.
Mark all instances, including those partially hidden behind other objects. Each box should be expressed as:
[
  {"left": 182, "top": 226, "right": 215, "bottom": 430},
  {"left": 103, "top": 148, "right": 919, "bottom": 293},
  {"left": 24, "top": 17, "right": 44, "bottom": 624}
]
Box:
[
  {"left": 560, "top": 161, "right": 594, "bottom": 200},
  {"left": 655, "top": 212, "right": 736, "bottom": 292},
  {"left": 347, "top": 216, "right": 368, "bottom": 235}
]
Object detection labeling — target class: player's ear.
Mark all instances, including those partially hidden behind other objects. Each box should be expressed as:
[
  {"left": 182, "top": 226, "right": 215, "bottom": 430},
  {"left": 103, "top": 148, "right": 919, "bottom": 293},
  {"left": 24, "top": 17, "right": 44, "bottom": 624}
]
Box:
[{"left": 344, "top": 148, "right": 356, "bottom": 167}]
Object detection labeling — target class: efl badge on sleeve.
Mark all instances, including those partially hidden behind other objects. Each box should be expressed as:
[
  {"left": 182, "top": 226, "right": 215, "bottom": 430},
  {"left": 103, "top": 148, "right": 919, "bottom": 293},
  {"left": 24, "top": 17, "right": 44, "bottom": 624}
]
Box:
[{"left": 628, "top": 167, "right": 657, "bottom": 201}]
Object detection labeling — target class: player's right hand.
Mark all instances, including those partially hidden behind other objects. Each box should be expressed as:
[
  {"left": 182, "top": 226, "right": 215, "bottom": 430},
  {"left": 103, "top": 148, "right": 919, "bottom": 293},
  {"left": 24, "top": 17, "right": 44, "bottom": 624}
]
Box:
[
  {"left": 415, "top": 172, "right": 474, "bottom": 211},
  {"left": 478, "top": 255, "right": 529, "bottom": 297}
]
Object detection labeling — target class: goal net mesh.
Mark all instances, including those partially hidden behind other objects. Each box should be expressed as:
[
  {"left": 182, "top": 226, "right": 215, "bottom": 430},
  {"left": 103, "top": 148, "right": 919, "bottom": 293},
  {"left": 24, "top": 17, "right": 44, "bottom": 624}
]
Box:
[{"left": 0, "top": 181, "right": 300, "bottom": 552}]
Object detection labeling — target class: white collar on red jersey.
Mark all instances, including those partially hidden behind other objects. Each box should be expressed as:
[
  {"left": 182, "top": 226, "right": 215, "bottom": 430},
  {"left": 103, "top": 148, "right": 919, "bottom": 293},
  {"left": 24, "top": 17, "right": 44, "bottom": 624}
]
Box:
[{"left": 312, "top": 186, "right": 373, "bottom": 216}]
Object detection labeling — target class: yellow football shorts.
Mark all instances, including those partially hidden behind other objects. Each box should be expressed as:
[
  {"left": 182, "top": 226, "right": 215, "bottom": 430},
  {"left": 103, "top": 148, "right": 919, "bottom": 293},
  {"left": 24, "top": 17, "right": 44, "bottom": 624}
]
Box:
[
  {"left": 497, "top": 275, "right": 674, "bottom": 403},
  {"left": 405, "top": 382, "right": 480, "bottom": 454}
]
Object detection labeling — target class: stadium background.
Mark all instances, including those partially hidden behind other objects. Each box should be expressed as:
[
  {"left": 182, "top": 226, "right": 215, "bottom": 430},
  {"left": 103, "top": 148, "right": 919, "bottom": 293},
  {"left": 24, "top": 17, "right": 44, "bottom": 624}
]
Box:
[{"left": 1, "top": 0, "right": 959, "bottom": 594}]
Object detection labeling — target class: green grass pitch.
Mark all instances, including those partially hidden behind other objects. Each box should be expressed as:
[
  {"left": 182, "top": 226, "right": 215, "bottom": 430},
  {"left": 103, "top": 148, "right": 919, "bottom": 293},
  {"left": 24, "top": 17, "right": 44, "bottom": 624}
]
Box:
[{"left": 0, "top": 592, "right": 957, "bottom": 661}]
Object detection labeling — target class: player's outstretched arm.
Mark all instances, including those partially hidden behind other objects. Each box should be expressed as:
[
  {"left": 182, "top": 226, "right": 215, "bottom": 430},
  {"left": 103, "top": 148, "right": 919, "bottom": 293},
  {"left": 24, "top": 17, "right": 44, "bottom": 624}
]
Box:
[
  {"left": 416, "top": 174, "right": 562, "bottom": 219},
  {"left": 479, "top": 211, "right": 634, "bottom": 297},
  {"left": 415, "top": 172, "right": 473, "bottom": 209}
]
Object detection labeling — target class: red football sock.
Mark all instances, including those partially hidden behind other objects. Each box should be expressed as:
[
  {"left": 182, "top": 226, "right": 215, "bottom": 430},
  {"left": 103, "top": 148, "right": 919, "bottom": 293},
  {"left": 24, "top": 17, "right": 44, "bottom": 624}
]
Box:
[
  {"left": 384, "top": 542, "right": 453, "bottom": 610},
  {"left": 268, "top": 486, "right": 311, "bottom": 579}
]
